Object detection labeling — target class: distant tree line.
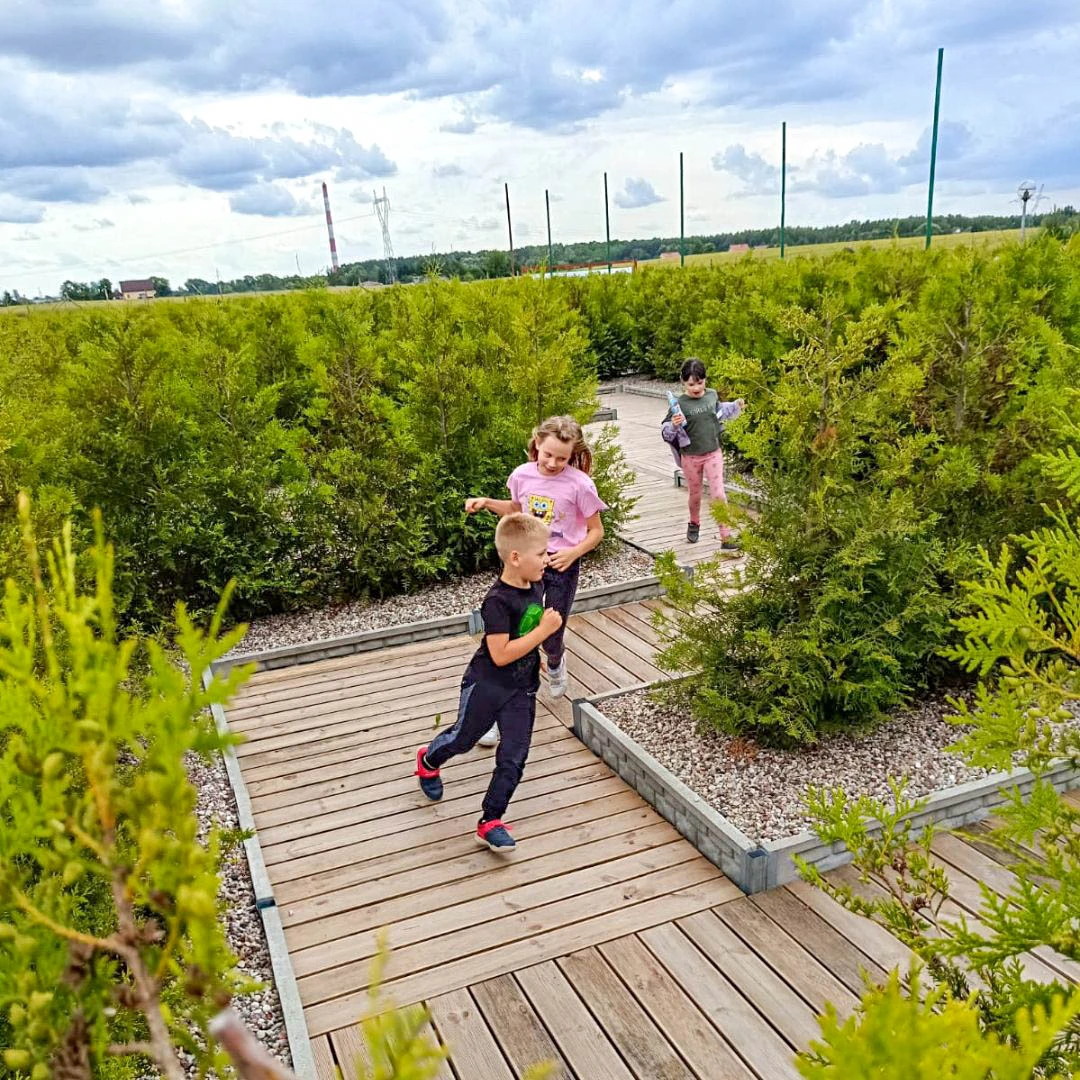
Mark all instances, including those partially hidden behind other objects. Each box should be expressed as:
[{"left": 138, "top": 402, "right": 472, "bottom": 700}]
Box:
[{"left": 20, "top": 206, "right": 1079, "bottom": 302}]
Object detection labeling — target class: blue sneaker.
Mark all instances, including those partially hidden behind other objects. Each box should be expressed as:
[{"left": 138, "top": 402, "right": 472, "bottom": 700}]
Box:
[
  {"left": 476, "top": 819, "right": 516, "bottom": 852},
  {"left": 415, "top": 747, "right": 443, "bottom": 801}
]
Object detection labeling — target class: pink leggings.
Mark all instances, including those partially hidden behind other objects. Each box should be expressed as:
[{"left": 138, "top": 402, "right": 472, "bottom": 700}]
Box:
[{"left": 682, "top": 450, "right": 730, "bottom": 538}]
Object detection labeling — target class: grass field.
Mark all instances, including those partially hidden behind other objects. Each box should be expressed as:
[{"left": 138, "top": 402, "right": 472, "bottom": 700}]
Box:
[
  {"left": 637, "top": 227, "right": 1028, "bottom": 268},
  {"left": 3, "top": 228, "right": 1033, "bottom": 314}
]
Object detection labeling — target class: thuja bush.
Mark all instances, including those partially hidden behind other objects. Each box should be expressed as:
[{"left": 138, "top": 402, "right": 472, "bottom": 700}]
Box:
[
  {"left": 0, "top": 277, "right": 630, "bottom": 630},
  {"left": 655, "top": 237, "right": 1080, "bottom": 742},
  {"left": 796, "top": 440, "right": 1080, "bottom": 1076}
]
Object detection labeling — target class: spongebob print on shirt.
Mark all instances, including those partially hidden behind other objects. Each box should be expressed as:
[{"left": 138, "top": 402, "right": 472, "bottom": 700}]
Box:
[{"left": 524, "top": 493, "right": 562, "bottom": 542}]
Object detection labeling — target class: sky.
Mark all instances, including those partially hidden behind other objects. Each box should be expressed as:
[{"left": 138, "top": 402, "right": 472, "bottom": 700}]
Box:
[{"left": 2, "top": 0, "right": 1078, "bottom": 295}]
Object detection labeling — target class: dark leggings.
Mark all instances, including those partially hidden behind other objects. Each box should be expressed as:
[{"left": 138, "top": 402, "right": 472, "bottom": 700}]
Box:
[
  {"left": 425, "top": 679, "right": 536, "bottom": 822},
  {"left": 542, "top": 560, "right": 580, "bottom": 667}
]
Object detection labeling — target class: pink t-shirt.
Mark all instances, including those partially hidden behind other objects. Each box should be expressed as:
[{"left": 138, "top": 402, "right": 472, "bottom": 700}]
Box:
[{"left": 508, "top": 462, "right": 608, "bottom": 552}]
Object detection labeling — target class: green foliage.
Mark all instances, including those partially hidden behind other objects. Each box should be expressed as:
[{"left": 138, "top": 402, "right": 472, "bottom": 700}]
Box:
[
  {"left": 0, "top": 280, "right": 625, "bottom": 630},
  {"left": 799, "top": 967, "right": 1080, "bottom": 1079},
  {"left": 798, "top": 445, "right": 1080, "bottom": 1073},
  {"left": 0, "top": 498, "right": 253, "bottom": 1078},
  {"left": 653, "top": 236, "right": 1080, "bottom": 742}
]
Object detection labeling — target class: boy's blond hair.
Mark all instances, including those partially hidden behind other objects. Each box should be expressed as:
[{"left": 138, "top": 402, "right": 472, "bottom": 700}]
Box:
[{"left": 495, "top": 512, "right": 549, "bottom": 562}]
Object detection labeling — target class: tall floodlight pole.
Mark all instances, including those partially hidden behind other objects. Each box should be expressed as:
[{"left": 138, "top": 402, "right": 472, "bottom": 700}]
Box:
[
  {"left": 505, "top": 182, "right": 514, "bottom": 275},
  {"left": 925, "top": 47, "right": 944, "bottom": 249},
  {"left": 679, "top": 151, "right": 685, "bottom": 267},
  {"left": 780, "top": 122, "right": 787, "bottom": 259},
  {"left": 545, "top": 188, "right": 553, "bottom": 277},
  {"left": 603, "top": 172, "right": 612, "bottom": 273}
]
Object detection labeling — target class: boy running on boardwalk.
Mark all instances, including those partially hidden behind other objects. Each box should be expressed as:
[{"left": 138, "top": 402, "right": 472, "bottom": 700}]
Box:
[
  {"left": 662, "top": 357, "right": 745, "bottom": 549},
  {"left": 414, "top": 513, "right": 562, "bottom": 852},
  {"left": 465, "top": 416, "right": 606, "bottom": 745}
]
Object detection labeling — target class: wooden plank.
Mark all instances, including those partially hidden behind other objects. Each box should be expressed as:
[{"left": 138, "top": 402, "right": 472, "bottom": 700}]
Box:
[
  {"left": 515, "top": 961, "right": 636, "bottom": 1080},
  {"left": 568, "top": 617, "right": 664, "bottom": 685},
  {"left": 287, "top": 823, "right": 685, "bottom": 965},
  {"left": 236, "top": 692, "right": 463, "bottom": 772},
  {"left": 579, "top": 608, "right": 665, "bottom": 668},
  {"left": 786, "top": 880, "right": 913, "bottom": 977},
  {"left": 750, "top": 886, "right": 887, "bottom": 995},
  {"left": 275, "top": 789, "right": 648, "bottom": 906},
  {"left": 563, "top": 623, "right": 646, "bottom": 689},
  {"left": 252, "top": 736, "right": 585, "bottom": 822},
  {"left": 304, "top": 875, "right": 737, "bottom": 1033},
  {"left": 258, "top": 752, "right": 604, "bottom": 850},
  {"left": 311, "top": 1034, "right": 337, "bottom": 1080},
  {"left": 266, "top": 774, "right": 630, "bottom": 883},
  {"left": 715, "top": 899, "right": 859, "bottom": 1018},
  {"left": 600, "top": 933, "right": 753, "bottom": 1080},
  {"left": 328, "top": 1025, "right": 369, "bottom": 1076},
  {"left": 602, "top": 604, "right": 663, "bottom": 647},
  {"left": 558, "top": 947, "right": 695, "bottom": 1080},
  {"left": 640, "top": 922, "right": 801, "bottom": 1080},
  {"left": 248, "top": 723, "right": 574, "bottom": 802},
  {"left": 471, "top": 975, "right": 570, "bottom": 1080},
  {"left": 298, "top": 859, "right": 719, "bottom": 1006},
  {"left": 677, "top": 910, "right": 821, "bottom": 1050},
  {"left": 234, "top": 668, "right": 468, "bottom": 738},
  {"left": 228, "top": 651, "right": 468, "bottom": 723},
  {"left": 427, "top": 988, "right": 514, "bottom": 1080},
  {"left": 231, "top": 641, "right": 471, "bottom": 707}
]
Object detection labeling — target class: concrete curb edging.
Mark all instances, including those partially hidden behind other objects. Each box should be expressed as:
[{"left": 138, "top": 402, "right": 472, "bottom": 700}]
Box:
[
  {"left": 590, "top": 406, "right": 619, "bottom": 422},
  {"left": 214, "top": 573, "right": 670, "bottom": 674},
  {"left": 572, "top": 688, "right": 1080, "bottom": 895},
  {"left": 201, "top": 669, "right": 317, "bottom": 1080}
]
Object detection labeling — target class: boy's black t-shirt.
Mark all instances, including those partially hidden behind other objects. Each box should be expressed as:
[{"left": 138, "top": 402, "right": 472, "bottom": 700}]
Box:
[{"left": 465, "top": 578, "right": 544, "bottom": 693}]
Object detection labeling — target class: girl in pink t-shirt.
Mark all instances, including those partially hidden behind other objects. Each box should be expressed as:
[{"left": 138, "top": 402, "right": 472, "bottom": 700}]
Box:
[{"left": 466, "top": 416, "right": 607, "bottom": 713}]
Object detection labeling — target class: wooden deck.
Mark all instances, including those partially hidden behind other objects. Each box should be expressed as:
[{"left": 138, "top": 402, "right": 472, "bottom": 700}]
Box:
[
  {"left": 220, "top": 391, "right": 1074, "bottom": 1077},
  {"left": 589, "top": 391, "right": 745, "bottom": 566}
]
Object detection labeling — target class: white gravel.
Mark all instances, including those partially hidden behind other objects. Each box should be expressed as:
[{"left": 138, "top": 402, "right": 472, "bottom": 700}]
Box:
[
  {"left": 600, "top": 688, "right": 1080, "bottom": 844},
  {"left": 224, "top": 542, "right": 653, "bottom": 658},
  {"left": 188, "top": 749, "right": 293, "bottom": 1073}
]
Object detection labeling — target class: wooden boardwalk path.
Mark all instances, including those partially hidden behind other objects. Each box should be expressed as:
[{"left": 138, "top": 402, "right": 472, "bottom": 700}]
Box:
[
  {"left": 220, "top": 390, "right": 1074, "bottom": 1078},
  {"left": 590, "top": 390, "right": 748, "bottom": 566}
]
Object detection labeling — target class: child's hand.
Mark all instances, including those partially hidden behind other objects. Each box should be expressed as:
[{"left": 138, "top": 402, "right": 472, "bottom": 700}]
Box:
[
  {"left": 672, "top": 412, "right": 685, "bottom": 426},
  {"left": 547, "top": 549, "right": 577, "bottom": 572},
  {"left": 464, "top": 497, "right": 487, "bottom": 514},
  {"left": 540, "top": 608, "right": 563, "bottom": 635},
  {"left": 736, "top": 398, "right": 746, "bottom": 410}
]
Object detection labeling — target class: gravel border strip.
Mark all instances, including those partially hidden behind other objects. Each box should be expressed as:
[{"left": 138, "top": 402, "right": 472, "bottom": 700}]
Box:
[{"left": 575, "top": 684, "right": 1080, "bottom": 894}]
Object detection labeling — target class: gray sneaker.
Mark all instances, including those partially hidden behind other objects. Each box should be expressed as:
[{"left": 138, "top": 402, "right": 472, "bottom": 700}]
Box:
[
  {"left": 548, "top": 659, "right": 568, "bottom": 698},
  {"left": 477, "top": 724, "right": 499, "bottom": 748}
]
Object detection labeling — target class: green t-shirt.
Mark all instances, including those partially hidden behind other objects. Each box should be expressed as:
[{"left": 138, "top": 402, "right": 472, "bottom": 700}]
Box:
[{"left": 665, "top": 388, "right": 722, "bottom": 457}]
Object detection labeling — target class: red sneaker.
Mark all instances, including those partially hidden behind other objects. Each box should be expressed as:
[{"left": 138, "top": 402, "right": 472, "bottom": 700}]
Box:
[
  {"left": 476, "top": 819, "right": 516, "bottom": 851},
  {"left": 415, "top": 747, "right": 443, "bottom": 801}
]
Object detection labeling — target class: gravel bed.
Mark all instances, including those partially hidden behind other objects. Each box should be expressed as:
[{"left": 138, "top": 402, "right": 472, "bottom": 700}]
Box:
[
  {"left": 600, "top": 688, "right": 1080, "bottom": 844},
  {"left": 224, "top": 542, "right": 653, "bottom": 658},
  {"left": 188, "top": 749, "right": 292, "bottom": 1073}
]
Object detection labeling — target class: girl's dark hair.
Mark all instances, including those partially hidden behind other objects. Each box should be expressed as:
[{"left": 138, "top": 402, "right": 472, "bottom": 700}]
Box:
[{"left": 680, "top": 357, "right": 707, "bottom": 382}]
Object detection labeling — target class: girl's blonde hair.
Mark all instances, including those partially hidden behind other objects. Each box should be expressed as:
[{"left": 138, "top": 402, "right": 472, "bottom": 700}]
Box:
[{"left": 528, "top": 415, "right": 593, "bottom": 475}]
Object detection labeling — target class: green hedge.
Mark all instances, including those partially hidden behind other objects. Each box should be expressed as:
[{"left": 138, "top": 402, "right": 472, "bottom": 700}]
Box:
[
  {"left": 643, "top": 235, "right": 1080, "bottom": 741},
  {"left": 0, "top": 278, "right": 632, "bottom": 629}
]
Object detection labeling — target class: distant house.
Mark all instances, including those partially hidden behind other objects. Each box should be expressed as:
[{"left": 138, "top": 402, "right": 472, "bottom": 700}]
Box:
[
  {"left": 659, "top": 251, "right": 681, "bottom": 261},
  {"left": 728, "top": 243, "right": 750, "bottom": 254},
  {"left": 119, "top": 278, "right": 156, "bottom": 300}
]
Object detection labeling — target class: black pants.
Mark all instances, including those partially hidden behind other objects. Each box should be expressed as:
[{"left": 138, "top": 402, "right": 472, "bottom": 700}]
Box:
[
  {"left": 425, "top": 679, "right": 536, "bottom": 822},
  {"left": 542, "top": 560, "right": 580, "bottom": 667}
]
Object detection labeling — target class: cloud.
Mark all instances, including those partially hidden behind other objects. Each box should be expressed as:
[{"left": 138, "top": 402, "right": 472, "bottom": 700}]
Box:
[
  {"left": 0, "top": 167, "right": 109, "bottom": 204},
  {"left": 0, "top": 196, "right": 45, "bottom": 224},
  {"left": 127, "top": 193, "right": 151, "bottom": 205},
  {"left": 712, "top": 145, "right": 783, "bottom": 193},
  {"left": 614, "top": 177, "right": 664, "bottom": 209},
  {"left": 228, "top": 183, "right": 311, "bottom": 217},
  {"left": 73, "top": 218, "right": 116, "bottom": 232},
  {"left": 433, "top": 163, "right": 465, "bottom": 178},
  {"left": 440, "top": 115, "right": 479, "bottom": 134}
]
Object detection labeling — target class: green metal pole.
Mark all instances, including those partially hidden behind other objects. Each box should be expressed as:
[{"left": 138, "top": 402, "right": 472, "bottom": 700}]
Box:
[
  {"left": 545, "top": 188, "right": 553, "bottom": 278},
  {"left": 604, "top": 172, "right": 612, "bottom": 273},
  {"left": 505, "top": 181, "right": 514, "bottom": 275},
  {"left": 679, "top": 151, "right": 685, "bottom": 267},
  {"left": 925, "top": 47, "right": 944, "bottom": 250},
  {"left": 780, "top": 121, "right": 787, "bottom": 259}
]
